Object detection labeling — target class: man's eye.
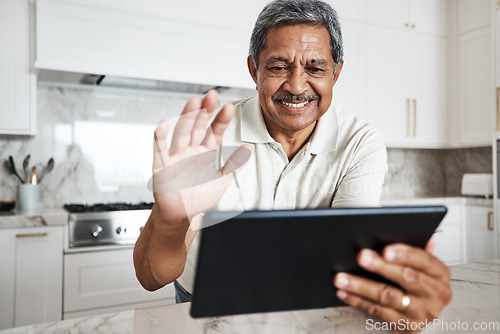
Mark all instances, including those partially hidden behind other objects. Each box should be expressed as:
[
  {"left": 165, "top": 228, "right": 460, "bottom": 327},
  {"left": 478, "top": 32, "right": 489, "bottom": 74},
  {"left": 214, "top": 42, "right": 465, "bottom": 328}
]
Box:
[
  {"left": 308, "top": 67, "right": 324, "bottom": 73},
  {"left": 269, "top": 66, "right": 286, "bottom": 72}
]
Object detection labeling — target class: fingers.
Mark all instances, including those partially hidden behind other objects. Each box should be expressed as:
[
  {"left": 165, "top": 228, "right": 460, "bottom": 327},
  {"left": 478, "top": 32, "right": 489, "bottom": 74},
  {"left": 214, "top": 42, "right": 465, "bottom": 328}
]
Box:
[
  {"left": 191, "top": 89, "right": 220, "bottom": 146},
  {"left": 425, "top": 235, "right": 435, "bottom": 254},
  {"left": 335, "top": 290, "right": 412, "bottom": 328},
  {"left": 200, "top": 89, "right": 219, "bottom": 116},
  {"left": 153, "top": 120, "right": 169, "bottom": 174},
  {"left": 170, "top": 96, "right": 202, "bottom": 154},
  {"left": 203, "top": 103, "right": 235, "bottom": 149},
  {"left": 334, "top": 273, "right": 421, "bottom": 318},
  {"left": 221, "top": 144, "right": 253, "bottom": 175},
  {"left": 356, "top": 248, "right": 449, "bottom": 295},
  {"left": 381, "top": 244, "right": 451, "bottom": 280}
]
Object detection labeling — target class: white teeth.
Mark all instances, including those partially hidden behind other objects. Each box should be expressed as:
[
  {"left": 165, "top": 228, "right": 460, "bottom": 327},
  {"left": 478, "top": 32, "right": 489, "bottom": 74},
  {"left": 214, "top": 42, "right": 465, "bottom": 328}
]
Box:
[{"left": 281, "top": 101, "right": 309, "bottom": 108}]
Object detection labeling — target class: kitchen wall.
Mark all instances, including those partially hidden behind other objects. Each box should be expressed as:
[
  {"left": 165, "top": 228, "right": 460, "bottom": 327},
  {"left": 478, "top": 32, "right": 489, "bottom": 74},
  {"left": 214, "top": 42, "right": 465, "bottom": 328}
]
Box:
[
  {"left": 0, "top": 85, "right": 493, "bottom": 208},
  {"left": 383, "top": 147, "right": 493, "bottom": 199}
]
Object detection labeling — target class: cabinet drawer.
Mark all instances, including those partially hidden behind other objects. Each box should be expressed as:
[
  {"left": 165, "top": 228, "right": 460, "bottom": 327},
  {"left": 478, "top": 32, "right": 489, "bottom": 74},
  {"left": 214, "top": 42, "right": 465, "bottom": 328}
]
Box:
[
  {"left": 433, "top": 225, "right": 463, "bottom": 265},
  {"left": 64, "top": 248, "right": 174, "bottom": 313}
]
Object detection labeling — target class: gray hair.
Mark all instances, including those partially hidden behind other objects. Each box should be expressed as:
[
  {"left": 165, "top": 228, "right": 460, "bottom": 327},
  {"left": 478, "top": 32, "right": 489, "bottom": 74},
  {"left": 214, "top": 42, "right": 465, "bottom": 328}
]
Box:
[{"left": 249, "top": 0, "right": 343, "bottom": 69}]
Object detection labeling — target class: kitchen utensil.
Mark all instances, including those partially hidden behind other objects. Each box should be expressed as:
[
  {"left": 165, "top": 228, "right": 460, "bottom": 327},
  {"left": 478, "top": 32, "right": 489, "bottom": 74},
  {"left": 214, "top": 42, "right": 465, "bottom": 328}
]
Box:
[
  {"left": 30, "top": 166, "right": 37, "bottom": 185},
  {"left": 38, "top": 158, "right": 54, "bottom": 183},
  {"left": 22, "top": 154, "right": 30, "bottom": 183},
  {"left": 7, "top": 156, "right": 25, "bottom": 183}
]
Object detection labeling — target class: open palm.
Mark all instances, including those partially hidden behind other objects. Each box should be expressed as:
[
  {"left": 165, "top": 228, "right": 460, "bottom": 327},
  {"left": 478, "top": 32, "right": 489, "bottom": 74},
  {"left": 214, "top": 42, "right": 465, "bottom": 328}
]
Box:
[{"left": 150, "top": 90, "right": 251, "bottom": 228}]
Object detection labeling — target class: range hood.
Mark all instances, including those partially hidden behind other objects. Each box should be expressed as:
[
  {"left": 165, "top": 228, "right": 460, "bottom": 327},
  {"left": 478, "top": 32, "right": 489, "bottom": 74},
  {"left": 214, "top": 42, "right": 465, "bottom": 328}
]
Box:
[{"left": 37, "top": 69, "right": 256, "bottom": 98}]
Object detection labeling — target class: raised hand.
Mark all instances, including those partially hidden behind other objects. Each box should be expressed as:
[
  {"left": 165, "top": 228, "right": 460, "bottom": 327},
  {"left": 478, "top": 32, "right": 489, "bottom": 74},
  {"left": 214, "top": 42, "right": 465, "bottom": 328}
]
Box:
[{"left": 149, "top": 89, "right": 252, "bottom": 231}]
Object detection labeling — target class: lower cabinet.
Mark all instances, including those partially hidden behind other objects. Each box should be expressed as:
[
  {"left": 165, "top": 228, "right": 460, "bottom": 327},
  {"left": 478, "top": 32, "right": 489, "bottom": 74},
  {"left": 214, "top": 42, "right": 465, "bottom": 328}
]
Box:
[
  {"left": 0, "top": 226, "right": 63, "bottom": 330},
  {"left": 465, "top": 204, "right": 495, "bottom": 262},
  {"left": 63, "top": 247, "right": 175, "bottom": 319},
  {"left": 432, "top": 202, "right": 466, "bottom": 265},
  {"left": 381, "top": 198, "right": 495, "bottom": 266}
]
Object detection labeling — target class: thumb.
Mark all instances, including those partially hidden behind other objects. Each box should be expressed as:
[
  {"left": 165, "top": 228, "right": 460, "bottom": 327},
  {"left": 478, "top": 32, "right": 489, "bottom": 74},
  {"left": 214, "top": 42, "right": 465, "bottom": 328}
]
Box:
[{"left": 221, "top": 144, "right": 253, "bottom": 175}]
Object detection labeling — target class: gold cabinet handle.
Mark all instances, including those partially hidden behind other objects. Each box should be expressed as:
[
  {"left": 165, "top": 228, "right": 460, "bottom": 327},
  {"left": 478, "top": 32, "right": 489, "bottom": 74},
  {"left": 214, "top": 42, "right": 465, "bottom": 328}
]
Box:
[
  {"left": 405, "top": 23, "right": 409, "bottom": 27},
  {"left": 496, "top": 87, "right": 499, "bottom": 131},
  {"left": 413, "top": 99, "right": 417, "bottom": 136},
  {"left": 488, "top": 212, "right": 494, "bottom": 231},
  {"left": 406, "top": 98, "right": 411, "bottom": 136},
  {"left": 411, "top": 24, "right": 416, "bottom": 29},
  {"left": 16, "top": 232, "right": 48, "bottom": 238}
]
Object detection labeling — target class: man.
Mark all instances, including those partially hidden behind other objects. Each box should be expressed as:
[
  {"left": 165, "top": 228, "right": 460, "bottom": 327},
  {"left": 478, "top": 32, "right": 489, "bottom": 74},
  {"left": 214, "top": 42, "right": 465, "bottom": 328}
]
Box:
[{"left": 134, "top": 0, "right": 452, "bottom": 330}]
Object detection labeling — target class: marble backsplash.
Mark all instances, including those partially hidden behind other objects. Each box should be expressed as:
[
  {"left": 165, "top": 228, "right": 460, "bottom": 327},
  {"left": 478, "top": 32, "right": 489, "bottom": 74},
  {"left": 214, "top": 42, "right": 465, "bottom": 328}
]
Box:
[
  {"left": 382, "top": 147, "right": 493, "bottom": 199},
  {"left": 0, "top": 85, "right": 494, "bottom": 208}
]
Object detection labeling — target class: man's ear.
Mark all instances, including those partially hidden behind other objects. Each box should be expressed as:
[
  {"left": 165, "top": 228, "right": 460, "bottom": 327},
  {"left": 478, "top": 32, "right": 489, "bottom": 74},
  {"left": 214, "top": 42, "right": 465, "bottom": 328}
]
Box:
[
  {"left": 332, "top": 59, "right": 344, "bottom": 87},
  {"left": 247, "top": 56, "right": 258, "bottom": 88}
]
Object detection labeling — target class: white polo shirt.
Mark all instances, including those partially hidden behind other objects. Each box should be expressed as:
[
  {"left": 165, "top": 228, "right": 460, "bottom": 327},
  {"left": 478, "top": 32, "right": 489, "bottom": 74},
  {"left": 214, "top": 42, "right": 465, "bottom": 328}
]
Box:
[{"left": 177, "top": 96, "right": 388, "bottom": 293}]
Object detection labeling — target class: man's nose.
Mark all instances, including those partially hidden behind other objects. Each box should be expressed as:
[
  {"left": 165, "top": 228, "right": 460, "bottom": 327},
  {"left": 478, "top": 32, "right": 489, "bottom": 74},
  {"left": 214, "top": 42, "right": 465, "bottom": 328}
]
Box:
[{"left": 283, "top": 69, "right": 308, "bottom": 96}]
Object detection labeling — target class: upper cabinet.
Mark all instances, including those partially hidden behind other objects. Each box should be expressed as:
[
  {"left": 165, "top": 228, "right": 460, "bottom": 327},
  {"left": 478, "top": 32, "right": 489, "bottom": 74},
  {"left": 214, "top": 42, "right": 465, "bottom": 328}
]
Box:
[
  {"left": 35, "top": 0, "right": 260, "bottom": 89},
  {"left": 0, "top": 0, "right": 36, "bottom": 135},
  {"left": 458, "top": 0, "right": 493, "bottom": 34},
  {"left": 455, "top": 0, "right": 494, "bottom": 146},
  {"left": 365, "top": 0, "right": 447, "bottom": 36},
  {"left": 363, "top": 0, "right": 448, "bottom": 147}
]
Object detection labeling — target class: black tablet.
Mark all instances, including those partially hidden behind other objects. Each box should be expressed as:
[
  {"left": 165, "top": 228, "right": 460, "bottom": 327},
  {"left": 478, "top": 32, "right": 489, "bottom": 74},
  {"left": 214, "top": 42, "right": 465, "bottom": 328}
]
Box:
[{"left": 190, "top": 206, "right": 447, "bottom": 318}]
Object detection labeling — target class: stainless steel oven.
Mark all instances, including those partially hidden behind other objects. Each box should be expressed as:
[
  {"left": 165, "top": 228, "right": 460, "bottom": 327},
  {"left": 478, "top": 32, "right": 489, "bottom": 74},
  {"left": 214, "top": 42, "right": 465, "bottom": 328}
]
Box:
[{"left": 62, "top": 203, "right": 175, "bottom": 319}]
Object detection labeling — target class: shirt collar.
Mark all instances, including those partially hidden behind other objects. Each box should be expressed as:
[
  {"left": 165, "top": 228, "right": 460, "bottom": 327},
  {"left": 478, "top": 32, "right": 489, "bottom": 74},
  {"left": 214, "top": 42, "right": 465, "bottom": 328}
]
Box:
[
  {"left": 240, "top": 96, "right": 275, "bottom": 144},
  {"left": 240, "top": 95, "right": 339, "bottom": 154}
]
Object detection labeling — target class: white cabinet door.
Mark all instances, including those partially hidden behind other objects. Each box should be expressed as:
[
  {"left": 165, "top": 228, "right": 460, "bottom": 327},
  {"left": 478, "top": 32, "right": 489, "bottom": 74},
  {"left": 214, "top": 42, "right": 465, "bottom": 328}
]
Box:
[
  {"left": 466, "top": 205, "right": 495, "bottom": 262},
  {"left": 328, "top": 0, "right": 365, "bottom": 22},
  {"left": 432, "top": 203, "right": 465, "bottom": 265},
  {"left": 0, "top": 229, "right": 16, "bottom": 330},
  {"left": 64, "top": 248, "right": 175, "bottom": 316},
  {"left": 458, "top": 0, "right": 493, "bottom": 34},
  {"left": 36, "top": 0, "right": 254, "bottom": 89},
  {"left": 365, "top": 26, "right": 410, "bottom": 145},
  {"left": 458, "top": 27, "right": 493, "bottom": 146},
  {"left": 0, "top": 0, "right": 36, "bottom": 135},
  {"left": 0, "top": 226, "right": 63, "bottom": 330},
  {"left": 365, "top": 0, "right": 408, "bottom": 30},
  {"left": 332, "top": 20, "right": 366, "bottom": 118},
  {"left": 409, "top": 33, "right": 448, "bottom": 146},
  {"left": 409, "top": 0, "right": 448, "bottom": 36}
]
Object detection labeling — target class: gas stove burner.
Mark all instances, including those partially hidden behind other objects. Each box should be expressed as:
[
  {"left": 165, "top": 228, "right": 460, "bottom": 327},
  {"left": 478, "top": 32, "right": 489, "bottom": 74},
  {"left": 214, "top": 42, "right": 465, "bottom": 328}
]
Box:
[{"left": 64, "top": 202, "right": 154, "bottom": 213}]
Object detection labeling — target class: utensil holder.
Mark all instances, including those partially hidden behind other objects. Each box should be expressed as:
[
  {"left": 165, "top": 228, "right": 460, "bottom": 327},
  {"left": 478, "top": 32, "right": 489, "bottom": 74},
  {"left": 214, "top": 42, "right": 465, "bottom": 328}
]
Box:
[{"left": 18, "top": 184, "right": 39, "bottom": 215}]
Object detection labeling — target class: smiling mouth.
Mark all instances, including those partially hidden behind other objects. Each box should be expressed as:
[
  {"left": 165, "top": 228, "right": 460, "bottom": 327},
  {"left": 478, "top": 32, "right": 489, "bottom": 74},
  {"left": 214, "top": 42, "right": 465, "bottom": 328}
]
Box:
[{"left": 280, "top": 101, "right": 310, "bottom": 108}]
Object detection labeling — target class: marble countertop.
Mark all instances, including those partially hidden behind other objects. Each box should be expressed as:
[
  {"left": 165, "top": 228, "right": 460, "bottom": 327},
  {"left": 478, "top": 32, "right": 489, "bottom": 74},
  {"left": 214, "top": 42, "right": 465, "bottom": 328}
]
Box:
[
  {"left": 1, "top": 260, "right": 499, "bottom": 334},
  {"left": 0, "top": 208, "right": 67, "bottom": 229},
  {"left": 381, "top": 196, "right": 494, "bottom": 207}
]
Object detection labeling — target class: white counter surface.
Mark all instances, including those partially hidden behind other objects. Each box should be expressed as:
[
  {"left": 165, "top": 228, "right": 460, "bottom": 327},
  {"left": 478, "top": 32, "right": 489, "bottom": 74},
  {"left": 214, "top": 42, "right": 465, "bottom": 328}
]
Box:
[
  {"left": 1, "top": 260, "right": 499, "bottom": 334},
  {"left": 381, "top": 196, "right": 493, "bottom": 207},
  {"left": 0, "top": 208, "right": 67, "bottom": 229}
]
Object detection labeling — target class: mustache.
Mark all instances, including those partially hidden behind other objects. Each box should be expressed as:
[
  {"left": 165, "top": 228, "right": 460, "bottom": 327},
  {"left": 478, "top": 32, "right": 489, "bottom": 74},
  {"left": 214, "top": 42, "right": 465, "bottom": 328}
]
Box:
[{"left": 271, "top": 93, "right": 320, "bottom": 102}]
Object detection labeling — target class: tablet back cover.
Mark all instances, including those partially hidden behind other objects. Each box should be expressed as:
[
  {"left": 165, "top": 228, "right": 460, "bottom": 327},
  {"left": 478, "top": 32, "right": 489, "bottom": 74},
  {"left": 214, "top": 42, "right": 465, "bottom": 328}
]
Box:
[{"left": 190, "top": 206, "right": 446, "bottom": 318}]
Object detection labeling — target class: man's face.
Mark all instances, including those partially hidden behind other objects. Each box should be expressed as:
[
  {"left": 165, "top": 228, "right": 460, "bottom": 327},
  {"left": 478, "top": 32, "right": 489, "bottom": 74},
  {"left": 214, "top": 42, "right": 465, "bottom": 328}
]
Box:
[{"left": 248, "top": 24, "right": 343, "bottom": 136}]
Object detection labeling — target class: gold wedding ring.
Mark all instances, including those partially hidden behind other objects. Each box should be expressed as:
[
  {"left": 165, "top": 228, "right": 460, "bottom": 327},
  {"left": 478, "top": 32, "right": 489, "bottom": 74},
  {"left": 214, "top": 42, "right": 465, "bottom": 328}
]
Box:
[{"left": 401, "top": 295, "right": 411, "bottom": 310}]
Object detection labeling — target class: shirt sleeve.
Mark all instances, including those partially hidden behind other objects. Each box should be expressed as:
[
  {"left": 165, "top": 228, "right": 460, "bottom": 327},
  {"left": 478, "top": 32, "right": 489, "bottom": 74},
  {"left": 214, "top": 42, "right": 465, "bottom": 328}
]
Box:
[{"left": 331, "top": 128, "right": 387, "bottom": 208}]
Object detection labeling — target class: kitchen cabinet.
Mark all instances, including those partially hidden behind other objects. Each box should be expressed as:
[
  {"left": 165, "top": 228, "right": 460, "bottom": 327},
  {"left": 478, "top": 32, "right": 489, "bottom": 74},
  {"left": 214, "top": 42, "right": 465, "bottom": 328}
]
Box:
[
  {"left": 0, "top": 0, "right": 36, "bottom": 135},
  {"left": 364, "top": 24, "right": 448, "bottom": 147},
  {"left": 35, "top": 0, "right": 257, "bottom": 89},
  {"left": 455, "top": 0, "right": 494, "bottom": 146},
  {"left": 466, "top": 204, "right": 496, "bottom": 262},
  {"left": 458, "top": 0, "right": 493, "bottom": 34},
  {"left": 0, "top": 226, "right": 63, "bottom": 330},
  {"left": 365, "top": 0, "right": 447, "bottom": 36},
  {"left": 63, "top": 248, "right": 175, "bottom": 319},
  {"left": 332, "top": 20, "right": 366, "bottom": 118},
  {"left": 433, "top": 202, "right": 466, "bottom": 265}
]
